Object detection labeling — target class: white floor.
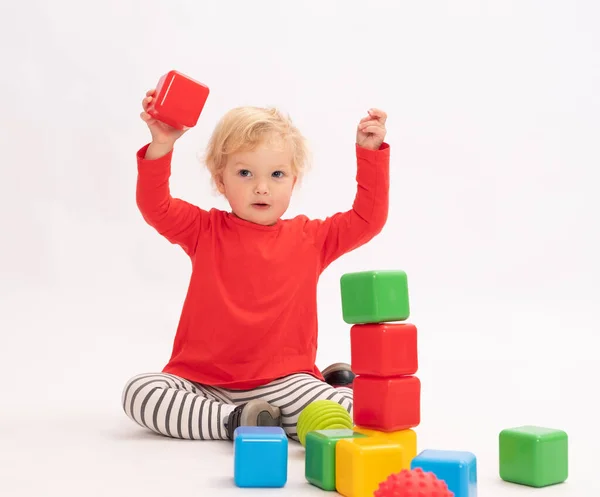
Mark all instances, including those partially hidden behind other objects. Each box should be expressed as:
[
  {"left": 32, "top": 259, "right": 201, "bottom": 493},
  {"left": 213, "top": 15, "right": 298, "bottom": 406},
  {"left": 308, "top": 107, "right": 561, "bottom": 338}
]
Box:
[
  {"left": 1, "top": 406, "right": 593, "bottom": 496},
  {"left": 1, "top": 287, "right": 597, "bottom": 495}
]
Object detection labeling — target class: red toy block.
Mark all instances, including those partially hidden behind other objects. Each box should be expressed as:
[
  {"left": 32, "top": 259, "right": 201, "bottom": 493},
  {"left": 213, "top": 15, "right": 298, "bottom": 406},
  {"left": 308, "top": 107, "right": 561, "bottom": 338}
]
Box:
[
  {"left": 148, "top": 70, "right": 210, "bottom": 130},
  {"left": 353, "top": 375, "right": 420, "bottom": 432},
  {"left": 350, "top": 323, "right": 417, "bottom": 376}
]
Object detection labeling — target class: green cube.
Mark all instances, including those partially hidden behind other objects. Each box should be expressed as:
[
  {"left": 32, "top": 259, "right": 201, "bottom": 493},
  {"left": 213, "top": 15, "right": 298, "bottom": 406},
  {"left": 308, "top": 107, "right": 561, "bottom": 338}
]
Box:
[
  {"left": 305, "top": 429, "right": 366, "bottom": 490},
  {"left": 499, "top": 425, "right": 568, "bottom": 487},
  {"left": 340, "top": 270, "right": 410, "bottom": 324}
]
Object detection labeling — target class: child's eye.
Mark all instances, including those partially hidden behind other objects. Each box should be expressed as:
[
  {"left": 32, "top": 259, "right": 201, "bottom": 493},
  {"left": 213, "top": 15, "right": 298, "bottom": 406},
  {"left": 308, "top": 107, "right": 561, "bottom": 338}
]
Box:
[
  {"left": 238, "top": 169, "right": 251, "bottom": 177},
  {"left": 272, "top": 171, "right": 284, "bottom": 178}
]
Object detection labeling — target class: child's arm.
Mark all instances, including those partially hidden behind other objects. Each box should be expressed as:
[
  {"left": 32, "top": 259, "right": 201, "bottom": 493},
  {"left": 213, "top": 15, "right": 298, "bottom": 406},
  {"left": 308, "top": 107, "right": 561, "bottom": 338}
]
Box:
[
  {"left": 135, "top": 89, "right": 207, "bottom": 256},
  {"left": 308, "top": 109, "right": 390, "bottom": 269}
]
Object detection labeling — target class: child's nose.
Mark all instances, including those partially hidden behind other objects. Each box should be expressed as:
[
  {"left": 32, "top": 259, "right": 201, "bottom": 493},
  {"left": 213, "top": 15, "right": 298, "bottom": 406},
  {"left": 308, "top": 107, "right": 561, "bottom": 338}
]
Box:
[{"left": 255, "top": 182, "right": 269, "bottom": 195}]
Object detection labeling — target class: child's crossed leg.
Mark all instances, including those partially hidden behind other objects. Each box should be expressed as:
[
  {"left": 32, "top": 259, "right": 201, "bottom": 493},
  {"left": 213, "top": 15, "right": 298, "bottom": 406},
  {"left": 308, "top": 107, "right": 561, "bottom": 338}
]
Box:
[{"left": 122, "top": 369, "right": 353, "bottom": 441}]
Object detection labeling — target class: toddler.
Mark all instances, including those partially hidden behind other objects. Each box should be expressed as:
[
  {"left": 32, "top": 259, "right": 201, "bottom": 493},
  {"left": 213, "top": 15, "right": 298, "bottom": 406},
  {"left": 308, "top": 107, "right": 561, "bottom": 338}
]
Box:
[{"left": 122, "top": 88, "right": 390, "bottom": 441}]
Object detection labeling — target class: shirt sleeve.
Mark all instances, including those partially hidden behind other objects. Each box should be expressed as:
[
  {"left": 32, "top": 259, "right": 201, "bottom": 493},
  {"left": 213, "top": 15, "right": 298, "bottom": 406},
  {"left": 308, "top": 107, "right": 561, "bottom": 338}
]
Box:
[
  {"left": 308, "top": 142, "right": 390, "bottom": 270},
  {"left": 135, "top": 143, "right": 209, "bottom": 257}
]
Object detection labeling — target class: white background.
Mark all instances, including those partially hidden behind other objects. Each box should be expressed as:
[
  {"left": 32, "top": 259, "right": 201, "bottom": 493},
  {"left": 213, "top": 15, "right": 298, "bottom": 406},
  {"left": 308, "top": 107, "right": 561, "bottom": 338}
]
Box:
[{"left": 1, "top": 0, "right": 598, "bottom": 495}]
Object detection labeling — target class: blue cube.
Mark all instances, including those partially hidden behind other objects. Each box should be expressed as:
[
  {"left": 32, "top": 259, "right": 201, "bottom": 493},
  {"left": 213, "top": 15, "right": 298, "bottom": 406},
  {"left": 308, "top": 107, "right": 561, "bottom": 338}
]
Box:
[
  {"left": 411, "top": 449, "right": 477, "bottom": 497},
  {"left": 233, "top": 426, "right": 288, "bottom": 487}
]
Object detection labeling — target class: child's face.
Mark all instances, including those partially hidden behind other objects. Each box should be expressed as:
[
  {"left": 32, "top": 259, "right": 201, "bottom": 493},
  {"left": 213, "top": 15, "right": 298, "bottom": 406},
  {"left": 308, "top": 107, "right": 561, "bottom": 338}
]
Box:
[{"left": 217, "top": 138, "right": 297, "bottom": 226}]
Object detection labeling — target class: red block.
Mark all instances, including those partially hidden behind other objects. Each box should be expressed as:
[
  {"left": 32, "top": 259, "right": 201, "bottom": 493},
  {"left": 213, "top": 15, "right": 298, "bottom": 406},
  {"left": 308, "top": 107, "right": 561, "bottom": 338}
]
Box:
[
  {"left": 353, "top": 375, "right": 420, "bottom": 431},
  {"left": 148, "top": 70, "right": 210, "bottom": 130},
  {"left": 351, "top": 323, "right": 418, "bottom": 376}
]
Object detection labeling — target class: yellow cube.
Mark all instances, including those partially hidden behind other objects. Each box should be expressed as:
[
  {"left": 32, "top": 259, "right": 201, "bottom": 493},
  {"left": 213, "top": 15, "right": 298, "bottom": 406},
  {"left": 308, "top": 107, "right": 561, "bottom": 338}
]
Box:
[
  {"left": 353, "top": 426, "right": 417, "bottom": 469},
  {"left": 335, "top": 437, "right": 404, "bottom": 497}
]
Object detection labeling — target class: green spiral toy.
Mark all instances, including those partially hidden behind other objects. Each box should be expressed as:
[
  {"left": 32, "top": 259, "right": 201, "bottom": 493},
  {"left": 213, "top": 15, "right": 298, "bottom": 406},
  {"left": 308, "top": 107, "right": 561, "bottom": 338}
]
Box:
[{"left": 297, "top": 399, "right": 353, "bottom": 446}]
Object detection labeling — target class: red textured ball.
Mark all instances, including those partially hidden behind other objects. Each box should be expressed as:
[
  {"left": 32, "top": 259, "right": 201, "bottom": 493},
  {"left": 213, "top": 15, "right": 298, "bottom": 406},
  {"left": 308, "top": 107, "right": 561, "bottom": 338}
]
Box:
[{"left": 374, "top": 467, "right": 454, "bottom": 497}]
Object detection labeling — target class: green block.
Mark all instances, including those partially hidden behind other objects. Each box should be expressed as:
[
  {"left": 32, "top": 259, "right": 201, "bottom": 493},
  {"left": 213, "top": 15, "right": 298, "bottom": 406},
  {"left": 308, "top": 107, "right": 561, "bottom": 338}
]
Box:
[
  {"left": 499, "top": 425, "right": 568, "bottom": 487},
  {"left": 340, "top": 270, "right": 409, "bottom": 324},
  {"left": 305, "top": 429, "right": 367, "bottom": 491}
]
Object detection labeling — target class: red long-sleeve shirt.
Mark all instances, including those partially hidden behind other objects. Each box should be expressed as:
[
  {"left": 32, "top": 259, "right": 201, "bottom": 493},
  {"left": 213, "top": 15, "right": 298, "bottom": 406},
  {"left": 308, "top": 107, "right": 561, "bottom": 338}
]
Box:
[{"left": 136, "top": 142, "right": 390, "bottom": 389}]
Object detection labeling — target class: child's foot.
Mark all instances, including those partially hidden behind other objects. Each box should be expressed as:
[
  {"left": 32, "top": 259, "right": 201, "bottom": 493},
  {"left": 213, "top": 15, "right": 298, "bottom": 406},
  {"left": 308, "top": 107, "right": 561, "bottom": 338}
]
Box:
[
  {"left": 225, "top": 399, "right": 281, "bottom": 440},
  {"left": 321, "top": 362, "right": 355, "bottom": 388}
]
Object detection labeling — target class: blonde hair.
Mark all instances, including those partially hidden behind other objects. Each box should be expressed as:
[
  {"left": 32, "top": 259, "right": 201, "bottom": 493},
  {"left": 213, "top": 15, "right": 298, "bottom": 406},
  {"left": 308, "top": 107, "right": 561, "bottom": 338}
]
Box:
[{"left": 203, "top": 106, "right": 310, "bottom": 189}]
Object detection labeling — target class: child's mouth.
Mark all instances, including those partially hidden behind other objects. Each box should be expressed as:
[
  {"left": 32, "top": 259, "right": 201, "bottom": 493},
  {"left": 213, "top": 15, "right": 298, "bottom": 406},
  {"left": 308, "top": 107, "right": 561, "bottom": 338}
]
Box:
[{"left": 252, "top": 203, "right": 270, "bottom": 209}]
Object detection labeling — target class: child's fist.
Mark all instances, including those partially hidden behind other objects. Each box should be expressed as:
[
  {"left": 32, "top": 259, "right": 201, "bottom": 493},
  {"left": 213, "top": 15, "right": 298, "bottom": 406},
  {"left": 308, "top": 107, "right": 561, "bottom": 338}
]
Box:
[
  {"left": 140, "top": 89, "right": 189, "bottom": 145},
  {"left": 356, "top": 108, "right": 387, "bottom": 150}
]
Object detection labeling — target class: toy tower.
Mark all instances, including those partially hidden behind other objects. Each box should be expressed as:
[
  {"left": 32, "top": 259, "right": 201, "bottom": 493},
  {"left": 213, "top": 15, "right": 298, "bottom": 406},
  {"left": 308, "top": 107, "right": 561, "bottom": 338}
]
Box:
[{"left": 336, "top": 269, "right": 420, "bottom": 496}]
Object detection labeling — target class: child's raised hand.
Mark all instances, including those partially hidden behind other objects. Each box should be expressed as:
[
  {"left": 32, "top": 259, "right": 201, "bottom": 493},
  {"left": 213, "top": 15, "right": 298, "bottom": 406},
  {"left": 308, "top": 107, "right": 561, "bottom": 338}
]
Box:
[
  {"left": 356, "top": 108, "right": 387, "bottom": 150},
  {"left": 140, "top": 89, "right": 189, "bottom": 145}
]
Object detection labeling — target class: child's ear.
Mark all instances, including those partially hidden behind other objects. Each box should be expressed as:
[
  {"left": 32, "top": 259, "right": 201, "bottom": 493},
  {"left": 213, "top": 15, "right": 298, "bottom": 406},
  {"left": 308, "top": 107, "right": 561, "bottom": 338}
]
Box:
[{"left": 215, "top": 174, "right": 226, "bottom": 194}]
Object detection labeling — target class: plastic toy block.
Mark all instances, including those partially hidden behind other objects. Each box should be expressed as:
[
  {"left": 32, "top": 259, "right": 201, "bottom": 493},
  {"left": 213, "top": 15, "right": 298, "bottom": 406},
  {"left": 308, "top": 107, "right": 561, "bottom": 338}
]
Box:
[
  {"left": 353, "top": 427, "right": 417, "bottom": 469},
  {"left": 351, "top": 323, "right": 417, "bottom": 376},
  {"left": 340, "top": 270, "right": 409, "bottom": 324},
  {"left": 499, "top": 425, "right": 568, "bottom": 487},
  {"left": 411, "top": 449, "right": 477, "bottom": 497},
  {"left": 147, "top": 70, "right": 210, "bottom": 129},
  {"left": 353, "top": 375, "right": 420, "bottom": 431},
  {"left": 375, "top": 468, "right": 453, "bottom": 497},
  {"left": 233, "top": 426, "right": 287, "bottom": 488},
  {"left": 336, "top": 437, "right": 404, "bottom": 497},
  {"left": 305, "top": 429, "right": 367, "bottom": 491}
]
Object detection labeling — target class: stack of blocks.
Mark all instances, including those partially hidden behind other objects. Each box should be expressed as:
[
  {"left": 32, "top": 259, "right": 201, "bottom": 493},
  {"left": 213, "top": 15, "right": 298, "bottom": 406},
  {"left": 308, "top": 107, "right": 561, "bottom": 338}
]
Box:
[
  {"left": 305, "top": 270, "right": 420, "bottom": 496},
  {"left": 305, "top": 270, "right": 479, "bottom": 497},
  {"left": 341, "top": 270, "right": 420, "bottom": 496}
]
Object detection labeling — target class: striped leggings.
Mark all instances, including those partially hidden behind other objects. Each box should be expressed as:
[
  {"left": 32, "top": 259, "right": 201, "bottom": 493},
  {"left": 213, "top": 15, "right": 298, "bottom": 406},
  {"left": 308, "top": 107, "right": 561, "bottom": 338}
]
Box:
[{"left": 122, "top": 371, "right": 353, "bottom": 441}]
